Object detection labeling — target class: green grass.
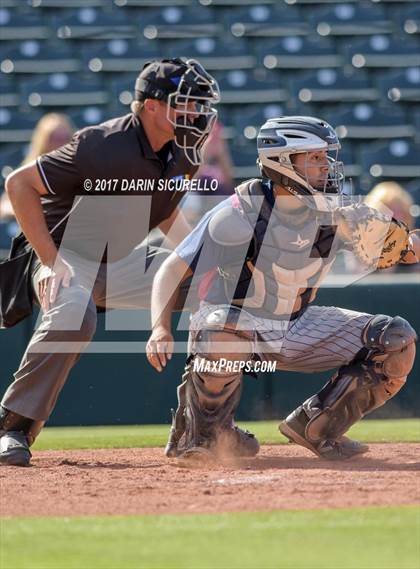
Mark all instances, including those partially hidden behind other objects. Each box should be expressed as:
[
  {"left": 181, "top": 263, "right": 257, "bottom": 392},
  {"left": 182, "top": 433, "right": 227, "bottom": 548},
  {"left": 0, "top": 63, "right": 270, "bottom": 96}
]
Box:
[
  {"left": 1, "top": 507, "right": 418, "bottom": 569},
  {"left": 3, "top": 422, "right": 420, "bottom": 568},
  {"left": 32, "top": 418, "right": 420, "bottom": 451}
]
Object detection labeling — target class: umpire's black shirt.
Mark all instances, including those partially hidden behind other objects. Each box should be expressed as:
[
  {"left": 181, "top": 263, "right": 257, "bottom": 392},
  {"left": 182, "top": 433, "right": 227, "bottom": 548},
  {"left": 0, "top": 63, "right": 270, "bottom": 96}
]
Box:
[{"left": 36, "top": 113, "right": 197, "bottom": 260}]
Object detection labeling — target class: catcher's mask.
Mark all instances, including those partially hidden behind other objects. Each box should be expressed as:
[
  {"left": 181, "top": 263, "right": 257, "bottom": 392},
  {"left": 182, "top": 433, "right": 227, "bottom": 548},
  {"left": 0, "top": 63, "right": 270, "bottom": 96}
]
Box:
[
  {"left": 257, "top": 116, "right": 345, "bottom": 198},
  {"left": 134, "top": 58, "right": 220, "bottom": 166}
]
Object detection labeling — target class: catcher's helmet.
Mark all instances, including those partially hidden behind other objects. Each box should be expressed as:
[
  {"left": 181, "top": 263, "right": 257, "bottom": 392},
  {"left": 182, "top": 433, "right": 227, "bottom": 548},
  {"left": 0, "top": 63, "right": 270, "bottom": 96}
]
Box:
[
  {"left": 257, "top": 116, "right": 344, "bottom": 196},
  {"left": 134, "top": 58, "right": 220, "bottom": 166}
]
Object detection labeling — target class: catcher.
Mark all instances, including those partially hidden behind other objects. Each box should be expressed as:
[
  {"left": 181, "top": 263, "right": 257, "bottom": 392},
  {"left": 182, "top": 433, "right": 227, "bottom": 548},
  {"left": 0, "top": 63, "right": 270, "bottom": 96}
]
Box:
[{"left": 146, "top": 116, "right": 419, "bottom": 462}]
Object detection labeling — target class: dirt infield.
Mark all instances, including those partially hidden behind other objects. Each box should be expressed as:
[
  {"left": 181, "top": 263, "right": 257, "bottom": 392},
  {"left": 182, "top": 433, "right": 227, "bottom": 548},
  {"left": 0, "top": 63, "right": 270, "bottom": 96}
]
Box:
[{"left": 1, "top": 444, "right": 419, "bottom": 517}]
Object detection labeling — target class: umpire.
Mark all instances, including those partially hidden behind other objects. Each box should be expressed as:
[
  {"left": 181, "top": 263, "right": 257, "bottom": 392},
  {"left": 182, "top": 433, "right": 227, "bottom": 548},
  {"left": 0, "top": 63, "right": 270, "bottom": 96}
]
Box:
[{"left": 0, "top": 58, "right": 220, "bottom": 466}]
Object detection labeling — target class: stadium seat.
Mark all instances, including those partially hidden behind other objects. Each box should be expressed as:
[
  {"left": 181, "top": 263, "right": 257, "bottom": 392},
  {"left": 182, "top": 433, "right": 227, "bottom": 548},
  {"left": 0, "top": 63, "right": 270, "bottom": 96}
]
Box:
[
  {"left": 290, "top": 69, "right": 378, "bottom": 103},
  {"left": 110, "top": 74, "right": 137, "bottom": 108},
  {"left": 1, "top": 40, "right": 81, "bottom": 74},
  {"left": 233, "top": 104, "right": 287, "bottom": 140},
  {"left": 398, "top": 4, "right": 420, "bottom": 35},
  {"left": 21, "top": 73, "right": 109, "bottom": 107},
  {"left": 69, "top": 106, "right": 115, "bottom": 129},
  {"left": 372, "top": 0, "right": 418, "bottom": 4},
  {"left": 0, "top": 0, "right": 417, "bottom": 221},
  {"left": 55, "top": 7, "right": 134, "bottom": 40},
  {"left": 404, "top": 177, "right": 420, "bottom": 208},
  {"left": 413, "top": 108, "right": 420, "bottom": 138},
  {"left": 378, "top": 68, "right": 420, "bottom": 103},
  {"left": 282, "top": 0, "right": 359, "bottom": 4},
  {"left": 0, "top": 76, "right": 20, "bottom": 107},
  {"left": 215, "top": 69, "right": 287, "bottom": 104},
  {"left": 0, "top": 145, "right": 26, "bottom": 183},
  {"left": 0, "top": 109, "right": 42, "bottom": 144},
  {"left": 198, "top": 0, "right": 275, "bottom": 6},
  {"left": 360, "top": 139, "right": 420, "bottom": 180},
  {"left": 309, "top": 3, "right": 392, "bottom": 37},
  {"left": 222, "top": 4, "right": 308, "bottom": 38},
  {"left": 0, "top": 9, "right": 50, "bottom": 40},
  {"left": 29, "top": 1, "right": 113, "bottom": 7},
  {"left": 81, "top": 39, "right": 160, "bottom": 73},
  {"left": 324, "top": 104, "right": 414, "bottom": 140},
  {"left": 158, "top": 37, "right": 255, "bottom": 70},
  {"left": 140, "top": 6, "right": 220, "bottom": 39},
  {"left": 339, "top": 144, "right": 361, "bottom": 181},
  {"left": 258, "top": 36, "right": 341, "bottom": 70},
  {"left": 2, "top": 0, "right": 28, "bottom": 7},
  {"left": 230, "top": 142, "right": 259, "bottom": 181},
  {"left": 346, "top": 35, "right": 420, "bottom": 69},
  {"left": 114, "top": 0, "right": 194, "bottom": 6}
]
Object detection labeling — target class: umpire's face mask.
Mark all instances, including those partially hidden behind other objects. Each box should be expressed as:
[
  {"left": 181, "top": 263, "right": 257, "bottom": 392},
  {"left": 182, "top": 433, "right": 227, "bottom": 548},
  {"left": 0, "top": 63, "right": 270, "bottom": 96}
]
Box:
[
  {"left": 166, "top": 61, "right": 220, "bottom": 166},
  {"left": 172, "top": 102, "right": 218, "bottom": 167}
]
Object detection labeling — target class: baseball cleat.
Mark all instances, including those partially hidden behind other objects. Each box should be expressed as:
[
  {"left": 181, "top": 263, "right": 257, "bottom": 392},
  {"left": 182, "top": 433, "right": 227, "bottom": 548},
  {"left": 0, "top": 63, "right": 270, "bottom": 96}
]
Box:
[
  {"left": 0, "top": 431, "right": 32, "bottom": 467},
  {"left": 164, "top": 440, "right": 180, "bottom": 458},
  {"left": 279, "top": 408, "right": 368, "bottom": 461},
  {"left": 226, "top": 426, "right": 260, "bottom": 457},
  {"left": 164, "top": 407, "right": 186, "bottom": 458},
  {"left": 176, "top": 446, "right": 215, "bottom": 468},
  {"left": 337, "top": 435, "right": 369, "bottom": 455}
]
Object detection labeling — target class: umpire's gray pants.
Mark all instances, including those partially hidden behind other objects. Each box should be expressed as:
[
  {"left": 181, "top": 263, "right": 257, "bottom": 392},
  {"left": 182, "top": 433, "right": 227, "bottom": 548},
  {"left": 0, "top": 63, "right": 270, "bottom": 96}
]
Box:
[{"left": 1, "top": 245, "right": 182, "bottom": 422}]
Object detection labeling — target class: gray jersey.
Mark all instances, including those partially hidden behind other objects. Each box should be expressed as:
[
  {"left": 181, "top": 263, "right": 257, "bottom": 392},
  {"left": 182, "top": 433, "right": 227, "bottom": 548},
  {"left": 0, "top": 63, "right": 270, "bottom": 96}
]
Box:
[{"left": 209, "top": 180, "right": 342, "bottom": 320}]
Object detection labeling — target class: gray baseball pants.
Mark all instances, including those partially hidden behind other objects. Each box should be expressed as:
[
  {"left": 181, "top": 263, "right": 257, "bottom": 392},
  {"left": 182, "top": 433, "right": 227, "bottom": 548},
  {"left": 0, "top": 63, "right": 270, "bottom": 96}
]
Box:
[
  {"left": 1, "top": 245, "right": 178, "bottom": 422},
  {"left": 189, "top": 302, "right": 373, "bottom": 372}
]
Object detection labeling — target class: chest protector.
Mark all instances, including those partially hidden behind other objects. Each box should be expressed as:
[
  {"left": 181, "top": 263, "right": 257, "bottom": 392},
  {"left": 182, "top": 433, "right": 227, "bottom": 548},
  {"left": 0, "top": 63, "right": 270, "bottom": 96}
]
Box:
[{"left": 209, "top": 179, "right": 339, "bottom": 320}]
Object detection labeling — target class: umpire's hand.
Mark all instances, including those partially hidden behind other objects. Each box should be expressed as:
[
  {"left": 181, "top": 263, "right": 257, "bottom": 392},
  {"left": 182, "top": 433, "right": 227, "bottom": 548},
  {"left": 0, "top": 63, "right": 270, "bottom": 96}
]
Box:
[
  {"left": 38, "top": 255, "right": 74, "bottom": 312},
  {"left": 146, "top": 326, "right": 174, "bottom": 372}
]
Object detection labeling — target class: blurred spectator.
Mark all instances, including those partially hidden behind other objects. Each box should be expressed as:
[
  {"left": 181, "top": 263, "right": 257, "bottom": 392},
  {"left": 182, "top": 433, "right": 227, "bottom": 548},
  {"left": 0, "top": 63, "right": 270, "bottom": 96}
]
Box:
[
  {"left": 22, "top": 112, "right": 75, "bottom": 165},
  {"left": 363, "top": 181, "right": 417, "bottom": 273},
  {"left": 197, "top": 120, "right": 234, "bottom": 195},
  {"left": 334, "top": 181, "right": 417, "bottom": 275},
  {"left": 364, "top": 181, "right": 416, "bottom": 230},
  {"left": 182, "top": 120, "right": 234, "bottom": 225},
  {"left": 0, "top": 113, "right": 75, "bottom": 222}
]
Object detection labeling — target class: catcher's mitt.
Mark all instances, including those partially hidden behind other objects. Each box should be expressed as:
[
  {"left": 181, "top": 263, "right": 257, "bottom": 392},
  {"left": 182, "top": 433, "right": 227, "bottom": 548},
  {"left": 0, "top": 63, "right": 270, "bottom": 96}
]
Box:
[{"left": 337, "top": 204, "right": 410, "bottom": 269}]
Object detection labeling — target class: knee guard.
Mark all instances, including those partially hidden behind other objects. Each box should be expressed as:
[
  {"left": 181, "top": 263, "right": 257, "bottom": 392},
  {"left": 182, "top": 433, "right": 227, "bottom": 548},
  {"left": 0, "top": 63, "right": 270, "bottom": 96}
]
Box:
[
  {"left": 299, "top": 315, "right": 417, "bottom": 443},
  {"left": 363, "top": 314, "right": 416, "bottom": 387},
  {"left": 0, "top": 406, "right": 44, "bottom": 446}
]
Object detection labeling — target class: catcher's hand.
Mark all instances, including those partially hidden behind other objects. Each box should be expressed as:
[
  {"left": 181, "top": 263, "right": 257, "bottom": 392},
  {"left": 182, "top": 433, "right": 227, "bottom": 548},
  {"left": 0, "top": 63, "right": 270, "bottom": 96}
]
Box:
[
  {"left": 146, "top": 326, "right": 174, "bottom": 372},
  {"left": 336, "top": 204, "right": 411, "bottom": 269}
]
